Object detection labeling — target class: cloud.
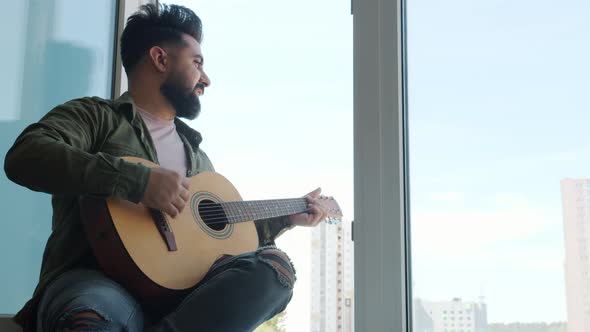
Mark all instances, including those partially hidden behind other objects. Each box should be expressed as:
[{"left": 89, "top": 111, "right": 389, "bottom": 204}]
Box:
[
  {"left": 428, "top": 191, "right": 463, "bottom": 203},
  {"left": 411, "top": 208, "right": 554, "bottom": 257},
  {"left": 493, "top": 192, "right": 530, "bottom": 207}
]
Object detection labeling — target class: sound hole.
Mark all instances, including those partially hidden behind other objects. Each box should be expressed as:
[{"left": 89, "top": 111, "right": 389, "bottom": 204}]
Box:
[{"left": 198, "top": 199, "right": 228, "bottom": 231}]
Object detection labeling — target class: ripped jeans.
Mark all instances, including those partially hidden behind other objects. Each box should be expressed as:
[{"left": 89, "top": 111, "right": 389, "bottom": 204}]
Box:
[{"left": 36, "top": 246, "right": 295, "bottom": 332}]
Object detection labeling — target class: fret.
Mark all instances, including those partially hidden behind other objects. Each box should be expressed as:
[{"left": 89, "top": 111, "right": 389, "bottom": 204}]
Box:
[
  {"left": 223, "top": 201, "right": 235, "bottom": 224},
  {"left": 283, "top": 200, "right": 290, "bottom": 215},
  {"left": 245, "top": 201, "right": 254, "bottom": 220},
  {"left": 233, "top": 201, "right": 242, "bottom": 223},
  {"left": 255, "top": 201, "right": 262, "bottom": 220},
  {"left": 229, "top": 201, "right": 241, "bottom": 224}
]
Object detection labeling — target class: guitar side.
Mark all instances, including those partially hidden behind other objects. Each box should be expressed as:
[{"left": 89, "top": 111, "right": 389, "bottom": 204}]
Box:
[{"left": 80, "top": 196, "right": 173, "bottom": 299}]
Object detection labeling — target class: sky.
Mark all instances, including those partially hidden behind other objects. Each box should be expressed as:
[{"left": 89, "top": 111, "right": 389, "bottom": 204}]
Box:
[{"left": 170, "top": 0, "right": 590, "bottom": 328}]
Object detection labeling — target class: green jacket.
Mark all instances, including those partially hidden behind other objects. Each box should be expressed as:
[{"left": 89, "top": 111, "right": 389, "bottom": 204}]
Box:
[{"left": 4, "top": 92, "right": 292, "bottom": 331}]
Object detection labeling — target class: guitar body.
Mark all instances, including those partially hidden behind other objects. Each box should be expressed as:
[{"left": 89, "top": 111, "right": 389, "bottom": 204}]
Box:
[{"left": 81, "top": 158, "right": 258, "bottom": 301}]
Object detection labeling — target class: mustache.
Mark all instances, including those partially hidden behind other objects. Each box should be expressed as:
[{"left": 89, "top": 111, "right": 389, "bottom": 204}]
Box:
[{"left": 195, "top": 83, "right": 206, "bottom": 95}]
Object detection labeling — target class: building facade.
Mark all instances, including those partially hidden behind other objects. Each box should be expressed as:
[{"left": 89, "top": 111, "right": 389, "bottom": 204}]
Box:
[
  {"left": 419, "top": 298, "right": 487, "bottom": 332},
  {"left": 561, "top": 178, "right": 590, "bottom": 332},
  {"left": 311, "top": 220, "right": 354, "bottom": 332}
]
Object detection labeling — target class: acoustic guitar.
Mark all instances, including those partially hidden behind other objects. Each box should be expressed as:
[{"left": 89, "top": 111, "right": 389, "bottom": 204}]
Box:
[{"left": 80, "top": 157, "right": 342, "bottom": 300}]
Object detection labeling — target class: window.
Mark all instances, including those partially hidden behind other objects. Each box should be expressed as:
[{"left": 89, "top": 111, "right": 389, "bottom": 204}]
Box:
[{"left": 0, "top": 0, "right": 117, "bottom": 314}]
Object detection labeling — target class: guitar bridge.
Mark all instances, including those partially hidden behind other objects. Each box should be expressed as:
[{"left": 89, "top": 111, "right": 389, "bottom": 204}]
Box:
[{"left": 150, "top": 209, "right": 177, "bottom": 252}]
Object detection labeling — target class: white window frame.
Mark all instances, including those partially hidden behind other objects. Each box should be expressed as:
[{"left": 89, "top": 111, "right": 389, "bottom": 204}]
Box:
[{"left": 353, "top": 0, "right": 411, "bottom": 330}]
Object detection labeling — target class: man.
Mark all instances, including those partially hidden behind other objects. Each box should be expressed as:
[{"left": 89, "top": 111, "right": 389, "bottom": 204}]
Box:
[{"left": 5, "top": 4, "right": 328, "bottom": 331}]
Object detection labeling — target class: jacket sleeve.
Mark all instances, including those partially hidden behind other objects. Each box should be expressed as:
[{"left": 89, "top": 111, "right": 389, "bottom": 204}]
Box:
[
  {"left": 4, "top": 98, "right": 150, "bottom": 203},
  {"left": 255, "top": 216, "right": 295, "bottom": 246}
]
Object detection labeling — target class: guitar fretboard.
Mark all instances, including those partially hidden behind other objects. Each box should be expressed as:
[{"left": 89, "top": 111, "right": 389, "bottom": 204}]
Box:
[{"left": 220, "top": 198, "right": 308, "bottom": 224}]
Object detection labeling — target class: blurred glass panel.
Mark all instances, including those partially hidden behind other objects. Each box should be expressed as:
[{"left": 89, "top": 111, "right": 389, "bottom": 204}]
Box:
[{"left": 0, "top": 0, "right": 116, "bottom": 313}]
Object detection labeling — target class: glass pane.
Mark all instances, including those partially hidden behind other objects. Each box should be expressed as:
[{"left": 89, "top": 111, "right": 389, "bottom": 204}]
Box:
[
  {"left": 0, "top": 0, "right": 117, "bottom": 313},
  {"left": 163, "top": 1, "right": 354, "bottom": 331},
  {"left": 408, "top": 0, "right": 589, "bottom": 331}
]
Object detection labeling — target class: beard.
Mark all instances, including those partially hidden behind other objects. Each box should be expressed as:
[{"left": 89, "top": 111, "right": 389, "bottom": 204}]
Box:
[{"left": 160, "top": 70, "right": 202, "bottom": 120}]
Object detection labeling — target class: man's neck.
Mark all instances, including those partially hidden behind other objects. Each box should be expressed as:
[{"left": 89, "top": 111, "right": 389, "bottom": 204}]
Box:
[{"left": 129, "top": 88, "right": 176, "bottom": 121}]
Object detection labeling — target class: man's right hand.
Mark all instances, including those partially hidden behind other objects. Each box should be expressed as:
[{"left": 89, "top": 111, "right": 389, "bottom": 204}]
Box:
[{"left": 140, "top": 168, "right": 190, "bottom": 217}]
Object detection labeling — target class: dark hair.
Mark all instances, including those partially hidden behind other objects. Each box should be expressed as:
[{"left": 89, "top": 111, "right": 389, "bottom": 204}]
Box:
[{"left": 120, "top": 3, "right": 202, "bottom": 75}]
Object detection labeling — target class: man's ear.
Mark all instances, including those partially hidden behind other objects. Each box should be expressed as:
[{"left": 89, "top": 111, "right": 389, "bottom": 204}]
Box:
[{"left": 148, "top": 46, "right": 168, "bottom": 73}]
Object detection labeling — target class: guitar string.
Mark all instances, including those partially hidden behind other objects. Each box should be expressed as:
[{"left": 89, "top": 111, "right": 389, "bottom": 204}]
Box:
[
  {"left": 196, "top": 200, "right": 305, "bottom": 212},
  {"left": 195, "top": 205, "right": 340, "bottom": 226},
  {"left": 165, "top": 211, "right": 309, "bottom": 226},
  {"left": 152, "top": 198, "right": 338, "bottom": 224},
  {"left": 195, "top": 198, "right": 336, "bottom": 215},
  {"left": 198, "top": 211, "right": 309, "bottom": 224},
  {"left": 196, "top": 196, "right": 338, "bottom": 207},
  {"left": 197, "top": 213, "right": 307, "bottom": 226},
  {"left": 159, "top": 201, "right": 311, "bottom": 225},
  {"left": 157, "top": 202, "right": 340, "bottom": 226},
  {"left": 194, "top": 203, "right": 310, "bottom": 224},
  {"left": 197, "top": 208, "right": 308, "bottom": 221},
  {"left": 197, "top": 200, "right": 307, "bottom": 211},
  {"left": 197, "top": 198, "right": 335, "bottom": 207},
  {"left": 193, "top": 200, "right": 308, "bottom": 218},
  {"left": 197, "top": 198, "right": 329, "bottom": 211},
  {"left": 191, "top": 199, "right": 335, "bottom": 219},
  {"left": 197, "top": 199, "right": 306, "bottom": 207},
  {"left": 197, "top": 206, "right": 308, "bottom": 217}
]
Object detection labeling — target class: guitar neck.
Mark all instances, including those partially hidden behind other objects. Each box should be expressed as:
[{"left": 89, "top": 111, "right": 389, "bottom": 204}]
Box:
[{"left": 220, "top": 198, "right": 308, "bottom": 224}]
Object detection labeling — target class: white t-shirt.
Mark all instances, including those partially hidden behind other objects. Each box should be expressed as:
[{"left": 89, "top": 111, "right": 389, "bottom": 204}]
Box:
[{"left": 136, "top": 107, "right": 188, "bottom": 177}]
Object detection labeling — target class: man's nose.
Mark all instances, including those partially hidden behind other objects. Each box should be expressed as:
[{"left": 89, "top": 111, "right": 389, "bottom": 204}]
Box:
[{"left": 199, "top": 71, "right": 211, "bottom": 87}]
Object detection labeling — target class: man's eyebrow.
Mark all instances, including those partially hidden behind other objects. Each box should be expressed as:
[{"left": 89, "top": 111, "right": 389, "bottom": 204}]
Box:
[{"left": 193, "top": 54, "right": 204, "bottom": 63}]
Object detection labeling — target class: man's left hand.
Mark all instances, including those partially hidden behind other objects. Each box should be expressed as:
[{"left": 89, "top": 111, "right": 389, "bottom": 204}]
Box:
[{"left": 288, "top": 187, "right": 328, "bottom": 227}]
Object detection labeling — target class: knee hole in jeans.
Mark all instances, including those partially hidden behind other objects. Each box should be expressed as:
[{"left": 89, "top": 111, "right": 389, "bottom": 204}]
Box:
[
  {"left": 256, "top": 248, "right": 297, "bottom": 289},
  {"left": 57, "top": 310, "right": 112, "bottom": 331}
]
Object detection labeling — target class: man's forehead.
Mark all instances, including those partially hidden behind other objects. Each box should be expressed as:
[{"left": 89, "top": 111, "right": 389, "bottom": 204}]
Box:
[{"left": 181, "top": 33, "right": 202, "bottom": 55}]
